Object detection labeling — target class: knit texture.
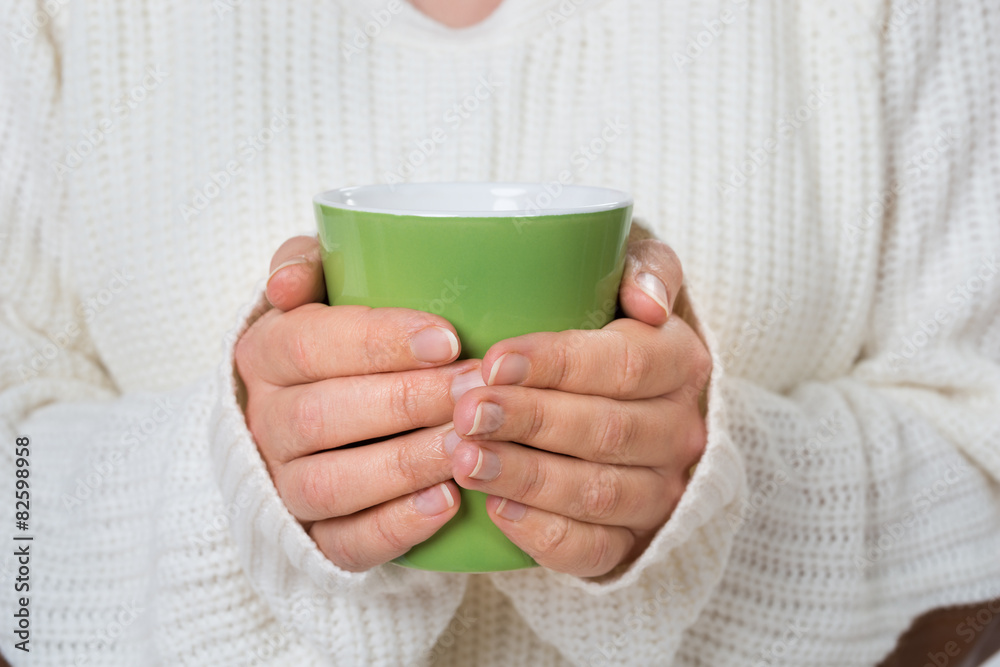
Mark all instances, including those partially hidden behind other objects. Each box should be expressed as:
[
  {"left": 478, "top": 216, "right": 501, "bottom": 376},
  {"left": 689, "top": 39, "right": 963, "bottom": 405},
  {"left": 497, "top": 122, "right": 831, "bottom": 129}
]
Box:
[{"left": 1, "top": 0, "right": 999, "bottom": 665}]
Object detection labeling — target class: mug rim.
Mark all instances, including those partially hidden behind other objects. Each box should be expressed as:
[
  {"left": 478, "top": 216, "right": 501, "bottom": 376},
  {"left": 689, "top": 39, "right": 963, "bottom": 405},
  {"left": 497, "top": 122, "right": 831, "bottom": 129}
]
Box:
[{"left": 313, "top": 182, "right": 633, "bottom": 218}]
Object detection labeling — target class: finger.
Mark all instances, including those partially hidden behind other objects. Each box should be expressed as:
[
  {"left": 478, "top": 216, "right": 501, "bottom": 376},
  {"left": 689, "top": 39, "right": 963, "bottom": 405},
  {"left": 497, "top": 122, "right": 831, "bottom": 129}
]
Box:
[
  {"left": 482, "top": 316, "right": 711, "bottom": 400},
  {"left": 253, "top": 361, "right": 479, "bottom": 462},
  {"left": 266, "top": 235, "right": 326, "bottom": 311},
  {"left": 274, "top": 425, "right": 454, "bottom": 522},
  {"left": 484, "top": 496, "right": 635, "bottom": 578},
  {"left": 618, "top": 238, "right": 683, "bottom": 326},
  {"left": 309, "top": 480, "right": 461, "bottom": 572},
  {"left": 453, "top": 386, "right": 702, "bottom": 468},
  {"left": 449, "top": 439, "right": 679, "bottom": 531},
  {"left": 240, "top": 303, "right": 462, "bottom": 387}
]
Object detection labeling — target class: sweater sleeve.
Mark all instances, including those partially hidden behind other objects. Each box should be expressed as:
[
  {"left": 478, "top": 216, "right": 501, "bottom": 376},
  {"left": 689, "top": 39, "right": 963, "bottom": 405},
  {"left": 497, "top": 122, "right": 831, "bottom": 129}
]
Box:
[
  {"left": 487, "top": 2, "right": 1000, "bottom": 665},
  {"left": 0, "top": 4, "right": 465, "bottom": 665}
]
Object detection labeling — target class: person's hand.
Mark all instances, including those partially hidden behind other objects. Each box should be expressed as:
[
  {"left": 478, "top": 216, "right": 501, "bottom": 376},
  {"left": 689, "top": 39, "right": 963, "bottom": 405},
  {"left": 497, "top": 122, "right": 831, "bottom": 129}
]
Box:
[
  {"left": 235, "top": 236, "right": 479, "bottom": 572},
  {"left": 447, "top": 236, "right": 711, "bottom": 578}
]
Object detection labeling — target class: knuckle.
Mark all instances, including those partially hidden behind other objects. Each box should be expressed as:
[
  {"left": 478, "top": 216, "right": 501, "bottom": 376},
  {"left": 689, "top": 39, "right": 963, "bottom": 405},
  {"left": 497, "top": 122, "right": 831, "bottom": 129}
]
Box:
[
  {"left": 583, "top": 528, "right": 617, "bottom": 576},
  {"left": 579, "top": 466, "right": 624, "bottom": 521},
  {"left": 388, "top": 440, "right": 424, "bottom": 490},
  {"left": 290, "top": 388, "right": 326, "bottom": 448},
  {"left": 297, "top": 458, "right": 334, "bottom": 518},
  {"left": 324, "top": 535, "right": 368, "bottom": 573},
  {"left": 688, "top": 337, "right": 713, "bottom": 388},
  {"left": 686, "top": 419, "right": 708, "bottom": 464},
  {"left": 536, "top": 514, "right": 572, "bottom": 560},
  {"left": 550, "top": 338, "right": 573, "bottom": 388},
  {"left": 614, "top": 335, "right": 646, "bottom": 397},
  {"left": 388, "top": 375, "right": 430, "bottom": 428},
  {"left": 690, "top": 334, "right": 712, "bottom": 373},
  {"left": 234, "top": 332, "right": 254, "bottom": 376},
  {"left": 369, "top": 506, "right": 409, "bottom": 556},
  {"left": 361, "top": 314, "right": 393, "bottom": 371},
  {"left": 286, "top": 325, "right": 319, "bottom": 379},
  {"left": 512, "top": 454, "right": 546, "bottom": 506},
  {"left": 235, "top": 318, "right": 269, "bottom": 384},
  {"left": 594, "top": 403, "right": 633, "bottom": 463},
  {"left": 524, "top": 397, "right": 548, "bottom": 444},
  {"left": 549, "top": 331, "right": 593, "bottom": 388}
]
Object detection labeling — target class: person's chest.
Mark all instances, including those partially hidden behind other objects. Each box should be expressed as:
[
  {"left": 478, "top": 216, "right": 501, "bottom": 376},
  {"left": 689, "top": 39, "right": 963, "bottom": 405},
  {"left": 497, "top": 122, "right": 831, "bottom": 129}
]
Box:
[{"left": 56, "top": 0, "right": 881, "bottom": 393}]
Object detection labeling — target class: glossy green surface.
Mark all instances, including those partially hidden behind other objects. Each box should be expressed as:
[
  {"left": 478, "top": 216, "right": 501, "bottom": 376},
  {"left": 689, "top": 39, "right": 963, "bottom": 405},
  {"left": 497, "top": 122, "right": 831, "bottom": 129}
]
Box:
[{"left": 315, "top": 202, "right": 632, "bottom": 572}]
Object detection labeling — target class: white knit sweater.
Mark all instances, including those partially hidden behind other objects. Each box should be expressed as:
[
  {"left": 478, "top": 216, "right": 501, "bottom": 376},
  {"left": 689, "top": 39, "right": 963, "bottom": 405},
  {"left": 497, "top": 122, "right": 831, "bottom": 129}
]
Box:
[{"left": 1, "top": 0, "right": 999, "bottom": 665}]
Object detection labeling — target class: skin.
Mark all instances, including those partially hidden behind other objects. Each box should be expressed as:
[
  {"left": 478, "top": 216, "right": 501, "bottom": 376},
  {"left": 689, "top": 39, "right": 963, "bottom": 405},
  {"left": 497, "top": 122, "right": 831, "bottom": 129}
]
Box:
[
  {"left": 236, "top": 230, "right": 710, "bottom": 577},
  {"left": 409, "top": 0, "right": 506, "bottom": 28}
]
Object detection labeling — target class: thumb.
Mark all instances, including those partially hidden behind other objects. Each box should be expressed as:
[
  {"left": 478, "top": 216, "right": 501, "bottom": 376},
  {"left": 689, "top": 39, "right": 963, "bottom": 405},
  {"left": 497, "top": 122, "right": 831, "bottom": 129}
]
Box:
[
  {"left": 618, "top": 238, "right": 684, "bottom": 327},
  {"left": 265, "top": 235, "right": 327, "bottom": 311}
]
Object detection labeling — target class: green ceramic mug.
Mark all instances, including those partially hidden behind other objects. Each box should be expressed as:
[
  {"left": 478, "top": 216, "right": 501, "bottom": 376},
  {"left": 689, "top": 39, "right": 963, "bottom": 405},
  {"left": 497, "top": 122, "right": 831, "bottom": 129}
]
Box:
[{"left": 314, "top": 182, "right": 633, "bottom": 572}]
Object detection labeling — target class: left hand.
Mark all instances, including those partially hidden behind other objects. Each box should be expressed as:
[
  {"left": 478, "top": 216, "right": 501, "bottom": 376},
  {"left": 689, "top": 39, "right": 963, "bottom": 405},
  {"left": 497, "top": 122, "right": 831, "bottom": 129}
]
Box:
[{"left": 447, "top": 236, "right": 711, "bottom": 578}]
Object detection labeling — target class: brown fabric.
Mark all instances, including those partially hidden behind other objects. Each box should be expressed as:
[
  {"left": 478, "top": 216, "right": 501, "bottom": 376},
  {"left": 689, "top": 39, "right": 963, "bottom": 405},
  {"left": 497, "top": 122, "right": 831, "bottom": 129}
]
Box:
[{"left": 879, "top": 600, "right": 1000, "bottom": 667}]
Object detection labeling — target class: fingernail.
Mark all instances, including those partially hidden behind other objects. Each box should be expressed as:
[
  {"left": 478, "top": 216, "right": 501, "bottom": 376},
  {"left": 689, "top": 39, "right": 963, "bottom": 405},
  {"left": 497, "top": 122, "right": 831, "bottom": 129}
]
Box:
[
  {"left": 496, "top": 498, "right": 526, "bottom": 521},
  {"left": 451, "top": 370, "right": 485, "bottom": 402},
  {"left": 469, "top": 446, "right": 501, "bottom": 481},
  {"left": 266, "top": 255, "right": 311, "bottom": 286},
  {"left": 636, "top": 272, "right": 670, "bottom": 315},
  {"left": 414, "top": 483, "right": 455, "bottom": 516},
  {"left": 411, "top": 326, "right": 460, "bottom": 363},
  {"left": 487, "top": 352, "right": 530, "bottom": 386},
  {"left": 466, "top": 402, "right": 504, "bottom": 436},
  {"left": 443, "top": 429, "right": 462, "bottom": 456}
]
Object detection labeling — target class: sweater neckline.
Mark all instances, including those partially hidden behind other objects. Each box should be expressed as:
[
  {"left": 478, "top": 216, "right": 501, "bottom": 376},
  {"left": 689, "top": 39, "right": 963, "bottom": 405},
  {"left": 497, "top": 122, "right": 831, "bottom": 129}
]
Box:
[{"left": 348, "top": 0, "right": 596, "bottom": 50}]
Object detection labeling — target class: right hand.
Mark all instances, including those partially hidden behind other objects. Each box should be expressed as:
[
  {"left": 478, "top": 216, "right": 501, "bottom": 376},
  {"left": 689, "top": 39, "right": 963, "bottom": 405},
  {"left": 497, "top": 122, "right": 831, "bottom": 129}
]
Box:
[{"left": 235, "top": 236, "right": 480, "bottom": 571}]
